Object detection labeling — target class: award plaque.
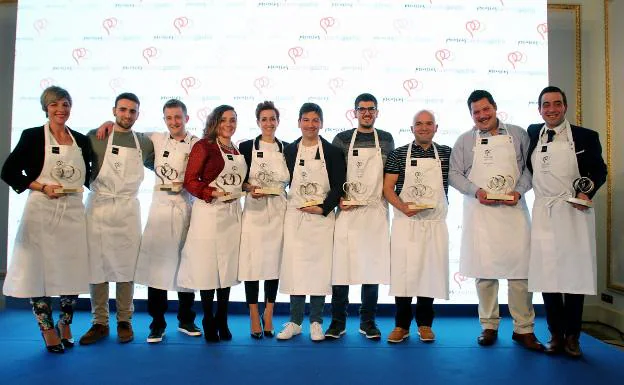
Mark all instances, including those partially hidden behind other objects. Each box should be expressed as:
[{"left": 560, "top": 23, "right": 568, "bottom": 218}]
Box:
[
  {"left": 297, "top": 182, "right": 323, "bottom": 208},
  {"left": 566, "top": 177, "right": 594, "bottom": 207},
  {"left": 254, "top": 187, "right": 283, "bottom": 195},
  {"left": 407, "top": 203, "right": 435, "bottom": 210},
  {"left": 485, "top": 174, "right": 515, "bottom": 201},
  {"left": 405, "top": 180, "right": 435, "bottom": 210},
  {"left": 342, "top": 181, "right": 367, "bottom": 206},
  {"left": 156, "top": 163, "right": 182, "bottom": 193},
  {"left": 216, "top": 168, "right": 244, "bottom": 202},
  {"left": 218, "top": 191, "right": 245, "bottom": 202},
  {"left": 254, "top": 168, "right": 283, "bottom": 195},
  {"left": 50, "top": 161, "right": 83, "bottom": 194},
  {"left": 155, "top": 183, "right": 183, "bottom": 193}
]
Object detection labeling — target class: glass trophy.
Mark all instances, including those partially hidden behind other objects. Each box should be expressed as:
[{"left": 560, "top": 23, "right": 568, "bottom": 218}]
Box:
[
  {"left": 216, "top": 168, "right": 244, "bottom": 202},
  {"left": 404, "top": 171, "right": 435, "bottom": 210},
  {"left": 566, "top": 177, "right": 594, "bottom": 207},
  {"left": 342, "top": 181, "right": 367, "bottom": 206},
  {"left": 50, "top": 161, "right": 83, "bottom": 194},
  {"left": 298, "top": 182, "right": 323, "bottom": 208},
  {"left": 155, "top": 163, "right": 183, "bottom": 192},
  {"left": 254, "top": 167, "right": 283, "bottom": 195},
  {"left": 485, "top": 174, "right": 515, "bottom": 201}
]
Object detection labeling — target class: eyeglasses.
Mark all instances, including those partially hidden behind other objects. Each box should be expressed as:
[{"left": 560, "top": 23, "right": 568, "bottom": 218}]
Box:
[{"left": 355, "top": 106, "right": 377, "bottom": 113}]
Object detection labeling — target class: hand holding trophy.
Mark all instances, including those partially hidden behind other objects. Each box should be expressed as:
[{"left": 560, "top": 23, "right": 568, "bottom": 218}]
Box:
[
  {"left": 298, "top": 181, "right": 323, "bottom": 208},
  {"left": 155, "top": 163, "right": 183, "bottom": 193},
  {"left": 342, "top": 181, "right": 367, "bottom": 206},
  {"left": 216, "top": 169, "right": 244, "bottom": 202},
  {"left": 253, "top": 167, "right": 283, "bottom": 196},
  {"left": 51, "top": 160, "right": 83, "bottom": 194},
  {"left": 567, "top": 177, "right": 594, "bottom": 208},
  {"left": 485, "top": 174, "right": 515, "bottom": 201}
]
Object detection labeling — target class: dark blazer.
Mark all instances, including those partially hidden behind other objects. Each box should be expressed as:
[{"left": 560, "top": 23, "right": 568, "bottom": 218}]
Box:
[
  {"left": 238, "top": 135, "right": 288, "bottom": 184},
  {"left": 284, "top": 136, "right": 346, "bottom": 216},
  {"left": 1, "top": 126, "right": 92, "bottom": 193},
  {"left": 526, "top": 123, "right": 607, "bottom": 198}
]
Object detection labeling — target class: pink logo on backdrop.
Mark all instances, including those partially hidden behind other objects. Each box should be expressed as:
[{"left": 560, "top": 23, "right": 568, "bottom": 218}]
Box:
[
  {"left": 40, "top": 78, "right": 55, "bottom": 90},
  {"left": 537, "top": 23, "right": 548, "bottom": 40},
  {"left": 102, "top": 18, "right": 118, "bottom": 35},
  {"left": 453, "top": 272, "right": 469, "bottom": 289},
  {"left": 173, "top": 17, "right": 189, "bottom": 34},
  {"left": 393, "top": 19, "right": 409, "bottom": 35},
  {"left": 328, "top": 77, "right": 344, "bottom": 95},
  {"left": 507, "top": 51, "right": 525, "bottom": 69},
  {"left": 197, "top": 107, "right": 211, "bottom": 125},
  {"left": 72, "top": 48, "right": 89, "bottom": 65},
  {"left": 465, "top": 20, "right": 481, "bottom": 38},
  {"left": 288, "top": 47, "right": 304, "bottom": 64},
  {"left": 402, "top": 79, "right": 422, "bottom": 96},
  {"left": 497, "top": 111, "right": 509, "bottom": 122},
  {"left": 435, "top": 49, "right": 451, "bottom": 68},
  {"left": 109, "top": 78, "right": 125, "bottom": 94},
  {"left": 180, "top": 76, "right": 200, "bottom": 95},
  {"left": 319, "top": 17, "right": 335, "bottom": 34},
  {"left": 362, "top": 48, "right": 377, "bottom": 67},
  {"left": 142, "top": 47, "right": 158, "bottom": 64},
  {"left": 345, "top": 109, "right": 356, "bottom": 127},
  {"left": 254, "top": 76, "right": 270, "bottom": 94},
  {"left": 33, "top": 19, "right": 48, "bottom": 35}
]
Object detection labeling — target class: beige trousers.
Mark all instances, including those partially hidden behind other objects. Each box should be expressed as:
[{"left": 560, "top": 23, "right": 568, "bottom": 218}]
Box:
[
  {"left": 476, "top": 278, "right": 535, "bottom": 334},
  {"left": 89, "top": 282, "right": 134, "bottom": 325}
]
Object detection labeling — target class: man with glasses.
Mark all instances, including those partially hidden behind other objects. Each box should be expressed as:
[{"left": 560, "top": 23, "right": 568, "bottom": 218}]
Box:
[{"left": 326, "top": 93, "right": 395, "bottom": 340}]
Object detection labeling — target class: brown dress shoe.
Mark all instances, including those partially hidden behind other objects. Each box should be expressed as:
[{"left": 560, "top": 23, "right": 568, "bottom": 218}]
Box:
[
  {"left": 512, "top": 332, "right": 545, "bottom": 351},
  {"left": 117, "top": 321, "right": 134, "bottom": 343},
  {"left": 564, "top": 335, "right": 582, "bottom": 358},
  {"left": 477, "top": 329, "right": 498, "bottom": 346},
  {"left": 79, "top": 324, "right": 110, "bottom": 345},
  {"left": 544, "top": 334, "right": 565, "bottom": 355}
]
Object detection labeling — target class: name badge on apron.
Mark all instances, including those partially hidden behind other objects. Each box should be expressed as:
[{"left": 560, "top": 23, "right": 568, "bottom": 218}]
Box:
[
  {"left": 163, "top": 150, "right": 170, "bottom": 158},
  {"left": 52, "top": 146, "right": 60, "bottom": 154}
]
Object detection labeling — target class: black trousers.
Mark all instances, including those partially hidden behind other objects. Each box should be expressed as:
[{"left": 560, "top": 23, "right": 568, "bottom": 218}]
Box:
[
  {"left": 244, "top": 279, "right": 279, "bottom": 305},
  {"left": 542, "top": 292, "right": 585, "bottom": 338},
  {"left": 147, "top": 287, "right": 196, "bottom": 329},
  {"left": 394, "top": 296, "right": 434, "bottom": 329},
  {"left": 199, "top": 288, "right": 230, "bottom": 329}
]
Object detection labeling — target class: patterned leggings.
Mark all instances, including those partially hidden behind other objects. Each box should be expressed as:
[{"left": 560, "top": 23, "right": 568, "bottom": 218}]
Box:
[{"left": 30, "top": 295, "right": 78, "bottom": 331}]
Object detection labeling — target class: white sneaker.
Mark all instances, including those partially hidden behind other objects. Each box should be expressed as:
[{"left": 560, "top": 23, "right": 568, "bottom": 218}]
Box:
[
  {"left": 277, "top": 322, "right": 302, "bottom": 340},
  {"left": 310, "top": 322, "right": 325, "bottom": 342}
]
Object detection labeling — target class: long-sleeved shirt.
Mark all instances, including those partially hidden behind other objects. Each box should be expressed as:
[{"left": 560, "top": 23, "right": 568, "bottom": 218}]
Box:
[{"left": 449, "top": 122, "right": 531, "bottom": 197}]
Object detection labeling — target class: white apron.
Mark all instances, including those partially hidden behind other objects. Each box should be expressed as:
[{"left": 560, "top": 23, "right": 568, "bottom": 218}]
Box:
[
  {"left": 280, "top": 141, "right": 334, "bottom": 296},
  {"left": 238, "top": 139, "right": 290, "bottom": 281},
  {"left": 459, "top": 131, "right": 530, "bottom": 279},
  {"left": 86, "top": 130, "right": 144, "bottom": 283},
  {"left": 389, "top": 143, "right": 449, "bottom": 299},
  {"left": 528, "top": 123, "right": 596, "bottom": 294},
  {"left": 177, "top": 143, "right": 247, "bottom": 290},
  {"left": 3, "top": 124, "right": 89, "bottom": 297},
  {"left": 332, "top": 129, "right": 390, "bottom": 285},
  {"left": 135, "top": 133, "right": 196, "bottom": 291}
]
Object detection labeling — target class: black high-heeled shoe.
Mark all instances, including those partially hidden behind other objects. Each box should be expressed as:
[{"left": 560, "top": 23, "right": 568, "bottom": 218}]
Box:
[
  {"left": 261, "top": 313, "right": 274, "bottom": 338},
  {"left": 41, "top": 332, "right": 64, "bottom": 354},
  {"left": 56, "top": 322, "right": 75, "bottom": 348}
]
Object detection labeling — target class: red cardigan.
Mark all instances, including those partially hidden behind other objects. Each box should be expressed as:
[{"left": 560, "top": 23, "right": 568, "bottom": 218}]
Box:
[{"left": 184, "top": 139, "right": 240, "bottom": 202}]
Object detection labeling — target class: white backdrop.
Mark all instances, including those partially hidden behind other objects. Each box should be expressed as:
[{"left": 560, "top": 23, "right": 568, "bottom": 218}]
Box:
[{"left": 8, "top": 0, "right": 548, "bottom": 304}]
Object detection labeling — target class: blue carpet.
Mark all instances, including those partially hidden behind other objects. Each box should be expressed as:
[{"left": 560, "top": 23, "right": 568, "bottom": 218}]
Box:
[{"left": 0, "top": 309, "right": 622, "bottom": 385}]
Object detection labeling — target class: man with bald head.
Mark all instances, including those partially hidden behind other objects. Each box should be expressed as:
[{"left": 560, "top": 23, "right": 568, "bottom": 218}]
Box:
[{"left": 382, "top": 110, "right": 451, "bottom": 343}]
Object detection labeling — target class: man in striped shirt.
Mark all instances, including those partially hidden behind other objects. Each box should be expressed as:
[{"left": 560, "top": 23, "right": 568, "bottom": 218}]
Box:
[{"left": 383, "top": 110, "right": 451, "bottom": 343}]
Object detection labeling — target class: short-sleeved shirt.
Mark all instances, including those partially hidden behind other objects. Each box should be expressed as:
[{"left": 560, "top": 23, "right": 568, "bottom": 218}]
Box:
[
  {"left": 384, "top": 141, "right": 451, "bottom": 196},
  {"left": 88, "top": 129, "right": 155, "bottom": 182},
  {"left": 331, "top": 128, "right": 395, "bottom": 165}
]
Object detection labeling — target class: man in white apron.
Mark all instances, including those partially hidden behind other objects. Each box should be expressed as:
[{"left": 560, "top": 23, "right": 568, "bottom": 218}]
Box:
[
  {"left": 449, "top": 90, "right": 544, "bottom": 351},
  {"left": 80, "top": 93, "right": 155, "bottom": 345},
  {"left": 133, "top": 99, "right": 201, "bottom": 343},
  {"left": 327, "top": 93, "right": 394, "bottom": 340},
  {"left": 527, "top": 86, "right": 607, "bottom": 357},
  {"left": 277, "top": 103, "right": 346, "bottom": 341},
  {"left": 383, "top": 110, "right": 451, "bottom": 343}
]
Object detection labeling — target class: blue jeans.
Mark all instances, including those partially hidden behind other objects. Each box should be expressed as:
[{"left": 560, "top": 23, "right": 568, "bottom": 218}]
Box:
[
  {"left": 330, "top": 284, "right": 379, "bottom": 325},
  {"left": 290, "top": 295, "right": 325, "bottom": 325}
]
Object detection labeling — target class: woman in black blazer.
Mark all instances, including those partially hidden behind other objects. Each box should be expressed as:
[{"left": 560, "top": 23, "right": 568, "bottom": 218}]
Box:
[
  {"left": 238, "top": 101, "right": 290, "bottom": 339},
  {"left": 1, "top": 86, "right": 92, "bottom": 354}
]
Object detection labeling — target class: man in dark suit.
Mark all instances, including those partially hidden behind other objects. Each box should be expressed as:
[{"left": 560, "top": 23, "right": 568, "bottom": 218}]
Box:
[{"left": 526, "top": 86, "right": 607, "bottom": 358}]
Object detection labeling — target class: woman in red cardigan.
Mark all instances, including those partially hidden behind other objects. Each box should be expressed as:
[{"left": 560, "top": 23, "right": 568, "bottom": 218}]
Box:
[{"left": 177, "top": 105, "right": 247, "bottom": 342}]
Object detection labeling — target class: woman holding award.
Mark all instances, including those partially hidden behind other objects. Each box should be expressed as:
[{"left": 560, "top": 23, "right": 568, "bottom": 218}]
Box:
[
  {"left": 276, "top": 103, "right": 346, "bottom": 342},
  {"left": 238, "top": 101, "right": 290, "bottom": 339},
  {"left": 1, "top": 86, "right": 91, "bottom": 353},
  {"left": 178, "top": 105, "right": 247, "bottom": 342}
]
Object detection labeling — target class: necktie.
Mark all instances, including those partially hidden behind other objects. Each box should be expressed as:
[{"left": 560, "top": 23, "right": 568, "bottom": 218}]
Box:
[{"left": 546, "top": 129, "right": 556, "bottom": 143}]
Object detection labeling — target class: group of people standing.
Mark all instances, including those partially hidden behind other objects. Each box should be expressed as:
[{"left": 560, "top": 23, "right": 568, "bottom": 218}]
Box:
[{"left": 1, "top": 86, "right": 606, "bottom": 359}]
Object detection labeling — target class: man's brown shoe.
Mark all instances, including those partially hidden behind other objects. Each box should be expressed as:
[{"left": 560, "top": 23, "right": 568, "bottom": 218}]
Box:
[
  {"left": 512, "top": 332, "right": 545, "bottom": 351},
  {"left": 387, "top": 327, "right": 410, "bottom": 343},
  {"left": 564, "top": 335, "right": 582, "bottom": 358},
  {"left": 117, "top": 321, "right": 134, "bottom": 343},
  {"left": 544, "top": 334, "right": 565, "bottom": 355},
  {"left": 477, "top": 329, "right": 498, "bottom": 346},
  {"left": 79, "top": 324, "right": 110, "bottom": 345}
]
